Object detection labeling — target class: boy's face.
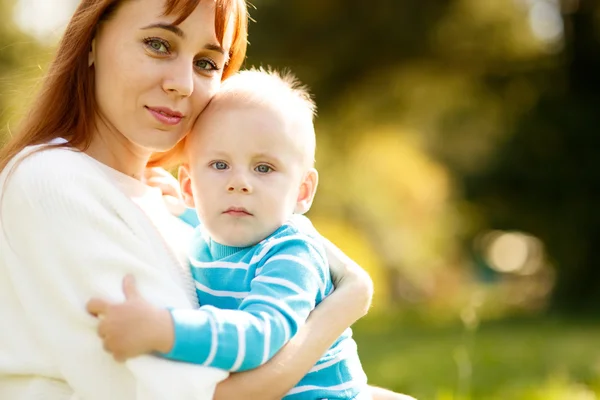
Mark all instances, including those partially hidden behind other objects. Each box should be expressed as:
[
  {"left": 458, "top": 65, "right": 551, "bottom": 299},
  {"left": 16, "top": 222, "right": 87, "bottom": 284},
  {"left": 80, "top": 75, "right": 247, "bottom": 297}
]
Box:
[{"left": 182, "top": 102, "right": 317, "bottom": 247}]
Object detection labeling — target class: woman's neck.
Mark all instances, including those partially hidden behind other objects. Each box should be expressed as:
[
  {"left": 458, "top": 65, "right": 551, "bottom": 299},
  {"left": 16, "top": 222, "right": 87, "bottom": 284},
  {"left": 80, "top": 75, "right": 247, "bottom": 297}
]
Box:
[{"left": 85, "top": 126, "right": 151, "bottom": 180}]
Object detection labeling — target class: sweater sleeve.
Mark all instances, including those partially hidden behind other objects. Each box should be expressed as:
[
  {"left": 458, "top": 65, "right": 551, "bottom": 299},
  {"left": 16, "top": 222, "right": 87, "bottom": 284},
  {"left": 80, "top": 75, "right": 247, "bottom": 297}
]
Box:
[
  {"left": 179, "top": 207, "right": 201, "bottom": 228},
  {"left": 0, "top": 149, "right": 227, "bottom": 400},
  {"left": 165, "top": 234, "right": 329, "bottom": 371}
]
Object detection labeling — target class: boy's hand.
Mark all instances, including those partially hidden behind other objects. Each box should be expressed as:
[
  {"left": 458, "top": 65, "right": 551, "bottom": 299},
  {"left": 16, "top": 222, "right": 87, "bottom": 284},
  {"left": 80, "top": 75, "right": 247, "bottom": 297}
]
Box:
[
  {"left": 144, "top": 167, "right": 181, "bottom": 198},
  {"left": 144, "top": 167, "right": 186, "bottom": 216},
  {"left": 86, "top": 275, "right": 175, "bottom": 362}
]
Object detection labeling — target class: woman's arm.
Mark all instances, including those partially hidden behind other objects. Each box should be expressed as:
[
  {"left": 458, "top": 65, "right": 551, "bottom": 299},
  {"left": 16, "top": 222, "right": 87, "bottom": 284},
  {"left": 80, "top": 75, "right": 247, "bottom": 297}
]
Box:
[
  {"left": 1, "top": 149, "right": 227, "bottom": 400},
  {"left": 214, "top": 232, "right": 415, "bottom": 400},
  {"left": 213, "top": 236, "right": 374, "bottom": 400}
]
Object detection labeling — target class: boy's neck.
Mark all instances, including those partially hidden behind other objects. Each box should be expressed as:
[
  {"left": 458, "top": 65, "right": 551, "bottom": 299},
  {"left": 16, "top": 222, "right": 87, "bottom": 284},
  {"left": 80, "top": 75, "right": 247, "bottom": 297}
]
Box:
[
  {"left": 206, "top": 222, "right": 291, "bottom": 258},
  {"left": 208, "top": 239, "right": 251, "bottom": 259}
]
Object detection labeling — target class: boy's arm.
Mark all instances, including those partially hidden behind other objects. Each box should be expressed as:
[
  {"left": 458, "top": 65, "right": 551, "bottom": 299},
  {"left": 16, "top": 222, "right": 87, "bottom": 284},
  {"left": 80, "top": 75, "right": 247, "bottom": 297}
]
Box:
[
  {"left": 165, "top": 235, "right": 328, "bottom": 371},
  {"left": 213, "top": 240, "right": 374, "bottom": 400}
]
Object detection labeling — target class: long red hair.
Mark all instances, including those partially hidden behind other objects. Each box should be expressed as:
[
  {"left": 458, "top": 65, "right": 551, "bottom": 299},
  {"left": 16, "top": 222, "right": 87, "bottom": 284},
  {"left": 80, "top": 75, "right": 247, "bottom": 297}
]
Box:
[{"left": 0, "top": 0, "right": 248, "bottom": 172}]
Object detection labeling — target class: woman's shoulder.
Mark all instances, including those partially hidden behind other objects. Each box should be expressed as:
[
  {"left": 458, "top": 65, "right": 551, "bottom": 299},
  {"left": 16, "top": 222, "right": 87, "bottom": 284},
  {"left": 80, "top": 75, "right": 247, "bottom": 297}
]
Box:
[
  {"left": 0, "top": 144, "right": 116, "bottom": 211},
  {"left": 3, "top": 144, "right": 104, "bottom": 188},
  {"left": 14, "top": 142, "right": 93, "bottom": 170}
]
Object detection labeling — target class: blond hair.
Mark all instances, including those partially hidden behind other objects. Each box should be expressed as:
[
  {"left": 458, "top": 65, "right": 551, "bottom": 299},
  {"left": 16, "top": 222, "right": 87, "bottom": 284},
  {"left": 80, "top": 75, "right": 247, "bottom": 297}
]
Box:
[
  {"left": 208, "top": 67, "right": 317, "bottom": 166},
  {"left": 218, "top": 67, "right": 315, "bottom": 115}
]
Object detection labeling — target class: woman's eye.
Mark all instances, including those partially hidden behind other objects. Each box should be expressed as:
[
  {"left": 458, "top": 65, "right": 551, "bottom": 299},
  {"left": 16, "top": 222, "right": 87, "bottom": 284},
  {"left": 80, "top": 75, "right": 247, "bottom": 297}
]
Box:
[
  {"left": 212, "top": 161, "right": 228, "bottom": 170},
  {"left": 144, "top": 38, "right": 169, "bottom": 54},
  {"left": 255, "top": 165, "right": 273, "bottom": 174},
  {"left": 195, "top": 59, "right": 218, "bottom": 71}
]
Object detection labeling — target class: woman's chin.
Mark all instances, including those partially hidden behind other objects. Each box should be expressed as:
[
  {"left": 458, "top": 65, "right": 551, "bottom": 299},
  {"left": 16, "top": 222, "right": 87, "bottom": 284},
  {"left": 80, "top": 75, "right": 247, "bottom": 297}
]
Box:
[{"left": 129, "top": 131, "right": 187, "bottom": 154}]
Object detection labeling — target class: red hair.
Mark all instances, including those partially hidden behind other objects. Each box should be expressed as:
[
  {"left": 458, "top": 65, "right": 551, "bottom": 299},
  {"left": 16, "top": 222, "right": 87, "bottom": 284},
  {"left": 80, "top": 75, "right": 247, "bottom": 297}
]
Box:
[{"left": 0, "top": 0, "right": 248, "bottom": 172}]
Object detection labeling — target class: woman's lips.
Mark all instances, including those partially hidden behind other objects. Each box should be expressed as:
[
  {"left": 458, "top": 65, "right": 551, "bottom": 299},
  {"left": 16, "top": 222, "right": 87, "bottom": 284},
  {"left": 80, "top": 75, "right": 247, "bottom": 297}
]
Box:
[{"left": 146, "top": 106, "right": 184, "bottom": 126}]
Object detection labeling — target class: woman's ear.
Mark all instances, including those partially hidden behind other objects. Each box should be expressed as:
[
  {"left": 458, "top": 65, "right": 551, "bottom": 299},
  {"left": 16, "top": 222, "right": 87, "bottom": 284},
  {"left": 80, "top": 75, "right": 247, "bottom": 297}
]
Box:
[
  {"left": 178, "top": 164, "right": 195, "bottom": 209},
  {"left": 89, "top": 38, "right": 96, "bottom": 67},
  {"left": 294, "top": 169, "right": 319, "bottom": 214}
]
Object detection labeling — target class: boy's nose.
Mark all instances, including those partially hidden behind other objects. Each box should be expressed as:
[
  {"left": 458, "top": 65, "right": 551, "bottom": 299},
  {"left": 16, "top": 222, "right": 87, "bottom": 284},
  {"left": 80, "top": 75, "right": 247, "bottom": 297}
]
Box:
[
  {"left": 227, "top": 174, "right": 253, "bottom": 194},
  {"left": 228, "top": 185, "right": 251, "bottom": 193}
]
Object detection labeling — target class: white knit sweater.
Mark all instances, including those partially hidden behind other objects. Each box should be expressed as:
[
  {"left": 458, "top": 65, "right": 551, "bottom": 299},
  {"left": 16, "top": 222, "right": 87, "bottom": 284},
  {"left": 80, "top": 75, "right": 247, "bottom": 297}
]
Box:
[{"left": 0, "top": 143, "right": 228, "bottom": 400}]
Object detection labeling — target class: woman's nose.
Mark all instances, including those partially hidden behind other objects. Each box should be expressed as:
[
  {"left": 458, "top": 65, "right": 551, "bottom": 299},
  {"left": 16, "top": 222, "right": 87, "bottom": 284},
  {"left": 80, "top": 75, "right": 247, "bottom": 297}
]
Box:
[{"left": 162, "top": 59, "right": 194, "bottom": 98}]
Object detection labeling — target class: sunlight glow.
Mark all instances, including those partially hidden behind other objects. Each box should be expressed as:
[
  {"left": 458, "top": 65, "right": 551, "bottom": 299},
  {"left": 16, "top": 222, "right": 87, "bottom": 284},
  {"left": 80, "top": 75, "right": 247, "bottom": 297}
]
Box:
[
  {"left": 14, "top": 0, "right": 77, "bottom": 41},
  {"left": 529, "top": 1, "right": 564, "bottom": 42},
  {"left": 487, "top": 232, "right": 529, "bottom": 273},
  {"left": 481, "top": 230, "right": 545, "bottom": 275}
]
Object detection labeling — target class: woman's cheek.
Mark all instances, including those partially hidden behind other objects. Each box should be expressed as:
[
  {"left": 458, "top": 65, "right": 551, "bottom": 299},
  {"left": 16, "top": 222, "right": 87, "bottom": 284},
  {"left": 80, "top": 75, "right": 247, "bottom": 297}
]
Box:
[{"left": 203, "top": 77, "right": 223, "bottom": 105}]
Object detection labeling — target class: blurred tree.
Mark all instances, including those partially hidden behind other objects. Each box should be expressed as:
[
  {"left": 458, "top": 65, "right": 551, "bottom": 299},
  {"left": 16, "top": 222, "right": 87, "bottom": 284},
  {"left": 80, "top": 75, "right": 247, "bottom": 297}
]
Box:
[
  {"left": 245, "top": 0, "right": 468, "bottom": 305},
  {"left": 248, "top": 0, "right": 600, "bottom": 313},
  {"left": 246, "top": 0, "right": 453, "bottom": 110},
  {"left": 3, "top": 0, "right": 597, "bottom": 314},
  {"left": 463, "top": 0, "right": 600, "bottom": 313},
  {"left": 246, "top": 0, "right": 548, "bottom": 307},
  {"left": 0, "top": 0, "right": 47, "bottom": 145}
]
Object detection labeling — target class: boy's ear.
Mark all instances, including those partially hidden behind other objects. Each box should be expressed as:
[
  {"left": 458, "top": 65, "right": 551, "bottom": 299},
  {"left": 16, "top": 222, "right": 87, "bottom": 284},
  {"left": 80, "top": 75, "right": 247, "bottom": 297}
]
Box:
[
  {"left": 178, "top": 163, "right": 195, "bottom": 209},
  {"left": 294, "top": 168, "right": 319, "bottom": 214}
]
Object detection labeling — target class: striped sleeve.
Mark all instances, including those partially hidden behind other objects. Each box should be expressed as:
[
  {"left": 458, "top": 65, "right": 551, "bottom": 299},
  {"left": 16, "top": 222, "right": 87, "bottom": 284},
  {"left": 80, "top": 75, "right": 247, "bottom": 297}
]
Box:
[
  {"left": 164, "top": 234, "right": 329, "bottom": 371},
  {"left": 178, "top": 207, "right": 201, "bottom": 228}
]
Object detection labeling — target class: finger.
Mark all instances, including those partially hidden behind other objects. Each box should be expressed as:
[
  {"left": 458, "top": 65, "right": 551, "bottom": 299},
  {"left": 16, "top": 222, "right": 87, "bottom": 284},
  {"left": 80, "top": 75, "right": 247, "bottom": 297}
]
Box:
[
  {"left": 144, "top": 167, "right": 166, "bottom": 179},
  {"left": 320, "top": 236, "right": 364, "bottom": 286},
  {"left": 122, "top": 274, "right": 140, "bottom": 300},
  {"left": 103, "top": 339, "right": 113, "bottom": 354},
  {"left": 143, "top": 168, "right": 155, "bottom": 180},
  {"left": 146, "top": 177, "right": 181, "bottom": 198},
  {"left": 97, "top": 321, "right": 107, "bottom": 339},
  {"left": 163, "top": 195, "right": 187, "bottom": 216},
  {"left": 106, "top": 341, "right": 126, "bottom": 362},
  {"left": 147, "top": 166, "right": 168, "bottom": 176},
  {"left": 146, "top": 178, "right": 179, "bottom": 197},
  {"left": 146, "top": 175, "right": 177, "bottom": 186},
  {"left": 145, "top": 168, "right": 177, "bottom": 185},
  {"left": 96, "top": 324, "right": 106, "bottom": 340},
  {"left": 86, "top": 298, "right": 109, "bottom": 317}
]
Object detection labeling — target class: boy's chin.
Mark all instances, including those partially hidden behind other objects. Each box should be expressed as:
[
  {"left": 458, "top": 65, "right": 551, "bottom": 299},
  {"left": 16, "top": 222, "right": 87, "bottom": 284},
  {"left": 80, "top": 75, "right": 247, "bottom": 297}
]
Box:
[
  {"left": 211, "top": 223, "right": 283, "bottom": 248},
  {"left": 214, "top": 232, "right": 262, "bottom": 248}
]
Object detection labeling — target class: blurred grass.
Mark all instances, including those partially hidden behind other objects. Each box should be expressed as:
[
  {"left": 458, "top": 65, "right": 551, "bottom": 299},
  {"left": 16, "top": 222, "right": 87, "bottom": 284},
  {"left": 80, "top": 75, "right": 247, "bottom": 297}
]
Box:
[{"left": 352, "top": 312, "right": 600, "bottom": 399}]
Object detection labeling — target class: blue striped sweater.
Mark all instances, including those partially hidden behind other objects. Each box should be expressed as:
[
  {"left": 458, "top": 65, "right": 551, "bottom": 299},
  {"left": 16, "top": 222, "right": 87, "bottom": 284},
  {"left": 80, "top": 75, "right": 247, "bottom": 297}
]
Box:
[{"left": 163, "top": 218, "right": 368, "bottom": 399}]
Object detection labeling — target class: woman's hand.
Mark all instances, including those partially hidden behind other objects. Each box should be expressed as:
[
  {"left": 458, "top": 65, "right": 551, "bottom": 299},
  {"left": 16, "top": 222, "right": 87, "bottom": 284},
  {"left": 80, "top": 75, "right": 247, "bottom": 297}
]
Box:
[
  {"left": 289, "top": 214, "right": 374, "bottom": 316},
  {"left": 213, "top": 233, "right": 374, "bottom": 400},
  {"left": 322, "top": 234, "right": 374, "bottom": 318}
]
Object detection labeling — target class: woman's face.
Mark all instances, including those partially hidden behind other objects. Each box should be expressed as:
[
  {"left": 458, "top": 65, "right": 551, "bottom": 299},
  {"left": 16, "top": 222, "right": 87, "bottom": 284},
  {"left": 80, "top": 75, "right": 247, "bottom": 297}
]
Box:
[{"left": 90, "top": 0, "right": 233, "bottom": 153}]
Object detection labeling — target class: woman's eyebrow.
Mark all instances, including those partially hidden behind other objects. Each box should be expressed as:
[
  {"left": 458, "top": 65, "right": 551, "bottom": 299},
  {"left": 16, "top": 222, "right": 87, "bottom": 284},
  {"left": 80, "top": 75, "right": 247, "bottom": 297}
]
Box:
[
  {"left": 142, "top": 23, "right": 185, "bottom": 38},
  {"left": 204, "top": 43, "right": 225, "bottom": 55},
  {"left": 141, "top": 23, "right": 226, "bottom": 55}
]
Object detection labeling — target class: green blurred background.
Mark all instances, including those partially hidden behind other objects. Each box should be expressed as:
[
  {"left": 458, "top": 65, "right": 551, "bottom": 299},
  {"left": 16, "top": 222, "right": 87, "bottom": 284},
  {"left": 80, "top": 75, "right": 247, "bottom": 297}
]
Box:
[{"left": 2, "top": 0, "right": 599, "bottom": 398}]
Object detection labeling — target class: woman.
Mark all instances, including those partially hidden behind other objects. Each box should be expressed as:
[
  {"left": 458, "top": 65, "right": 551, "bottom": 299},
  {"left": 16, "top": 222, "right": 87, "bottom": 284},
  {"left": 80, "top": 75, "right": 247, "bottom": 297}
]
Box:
[{"left": 0, "top": 0, "right": 405, "bottom": 399}]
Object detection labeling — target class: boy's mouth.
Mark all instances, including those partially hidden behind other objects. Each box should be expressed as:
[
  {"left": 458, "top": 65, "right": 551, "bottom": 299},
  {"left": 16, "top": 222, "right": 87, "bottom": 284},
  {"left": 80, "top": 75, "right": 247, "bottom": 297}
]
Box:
[{"left": 223, "top": 207, "right": 253, "bottom": 217}]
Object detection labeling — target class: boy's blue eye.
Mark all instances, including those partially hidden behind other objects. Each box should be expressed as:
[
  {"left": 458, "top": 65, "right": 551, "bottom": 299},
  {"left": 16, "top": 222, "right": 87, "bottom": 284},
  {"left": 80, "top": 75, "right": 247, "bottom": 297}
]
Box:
[
  {"left": 255, "top": 165, "right": 273, "bottom": 174},
  {"left": 212, "top": 161, "right": 228, "bottom": 170}
]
